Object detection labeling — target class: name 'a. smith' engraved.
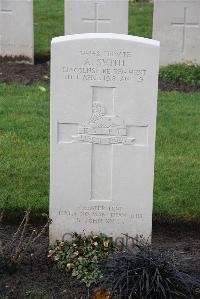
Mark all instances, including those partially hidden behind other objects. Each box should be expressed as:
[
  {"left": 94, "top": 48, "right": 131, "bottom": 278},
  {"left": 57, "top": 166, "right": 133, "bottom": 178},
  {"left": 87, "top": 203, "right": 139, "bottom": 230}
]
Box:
[{"left": 72, "top": 101, "right": 135, "bottom": 145}]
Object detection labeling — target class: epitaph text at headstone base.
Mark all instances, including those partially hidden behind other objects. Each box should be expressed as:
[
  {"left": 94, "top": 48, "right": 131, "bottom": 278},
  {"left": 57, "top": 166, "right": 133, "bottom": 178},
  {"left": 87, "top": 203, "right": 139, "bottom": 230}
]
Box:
[
  {"left": 0, "top": 0, "right": 34, "bottom": 63},
  {"left": 64, "top": 0, "right": 128, "bottom": 34},
  {"left": 153, "top": 0, "right": 200, "bottom": 65},
  {"left": 50, "top": 34, "right": 160, "bottom": 244}
]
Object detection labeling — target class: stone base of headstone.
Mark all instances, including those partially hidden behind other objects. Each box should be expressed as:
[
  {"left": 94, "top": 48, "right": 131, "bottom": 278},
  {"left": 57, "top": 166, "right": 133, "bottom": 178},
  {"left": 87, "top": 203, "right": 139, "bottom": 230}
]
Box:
[{"left": 0, "top": 0, "right": 34, "bottom": 64}]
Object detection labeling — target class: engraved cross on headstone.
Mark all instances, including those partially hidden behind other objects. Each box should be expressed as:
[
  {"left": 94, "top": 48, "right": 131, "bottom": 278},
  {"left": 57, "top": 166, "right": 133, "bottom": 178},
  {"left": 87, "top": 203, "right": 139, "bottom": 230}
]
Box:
[
  {"left": 58, "top": 86, "right": 148, "bottom": 202},
  {"left": 82, "top": 2, "right": 110, "bottom": 32},
  {"left": 171, "top": 7, "right": 199, "bottom": 52},
  {"left": 0, "top": 1, "right": 12, "bottom": 54}
]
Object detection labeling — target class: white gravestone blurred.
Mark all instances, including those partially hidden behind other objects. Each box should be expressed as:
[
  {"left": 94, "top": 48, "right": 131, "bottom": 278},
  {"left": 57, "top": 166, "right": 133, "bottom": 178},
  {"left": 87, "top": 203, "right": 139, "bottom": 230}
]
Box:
[
  {"left": 50, "top": 34, "right": 160, "bottom": 244},
  {"left": 0, "top": 0, "right": 34, "bottom": 63},
  {"left": 153, "top": 0, "right": 200, "bottom": 66},
  {"left": 64, "top": 0, "right": 128, "bottom": 34}
]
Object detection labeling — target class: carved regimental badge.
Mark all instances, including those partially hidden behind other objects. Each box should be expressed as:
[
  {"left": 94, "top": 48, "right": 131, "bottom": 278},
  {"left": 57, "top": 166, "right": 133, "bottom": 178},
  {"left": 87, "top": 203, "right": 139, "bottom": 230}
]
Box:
[{"left": 73, "top": 101, "right": 135, "bottom": 145}]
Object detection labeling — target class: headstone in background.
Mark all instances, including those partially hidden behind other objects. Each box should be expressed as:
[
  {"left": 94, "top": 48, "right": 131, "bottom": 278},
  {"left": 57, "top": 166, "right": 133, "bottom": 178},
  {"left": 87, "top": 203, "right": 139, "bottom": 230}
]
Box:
[
  {"left": 0, "top": 0, "right": 34, "bottom": 63},
  {"left": 153, "top": 0, "right": 200, "bottom": 66},
  {"left": 50, "top": 33, "right": 160, "bottom": 244},
  {"left": 64, "top": 0, "right": 128, "bottom": 34}
]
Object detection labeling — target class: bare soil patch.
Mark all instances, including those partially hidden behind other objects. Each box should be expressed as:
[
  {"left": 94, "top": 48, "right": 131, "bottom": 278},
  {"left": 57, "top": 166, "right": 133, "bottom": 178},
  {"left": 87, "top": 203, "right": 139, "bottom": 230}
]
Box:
[
  {"left": 0, "top": 61, "right": 200, "bottom": 92},
  {"left": 158, "top": 79, "right": 200, "bottom": 93},
  {"left": 0, "top": 62, "right": 49, "bottom": 85}
]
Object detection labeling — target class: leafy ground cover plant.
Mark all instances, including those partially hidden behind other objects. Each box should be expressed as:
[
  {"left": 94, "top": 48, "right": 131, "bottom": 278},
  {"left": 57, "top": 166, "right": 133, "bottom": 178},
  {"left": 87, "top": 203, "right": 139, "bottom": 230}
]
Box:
[
  {"left": 159, "top": 63, "right": 200, "bottom": 87},
  {"left": 48, "top": 232, "right": 116, "bottom": 287},
  {"left": 100, "top": 237, "right": 200, "bottom": 299}
]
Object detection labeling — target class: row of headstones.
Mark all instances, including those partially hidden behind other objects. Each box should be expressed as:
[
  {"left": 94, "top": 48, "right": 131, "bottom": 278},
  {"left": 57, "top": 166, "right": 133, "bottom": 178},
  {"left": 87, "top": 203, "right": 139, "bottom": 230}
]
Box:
[{"left": 0, "top": 0, "right": 199, "bottom": 65}]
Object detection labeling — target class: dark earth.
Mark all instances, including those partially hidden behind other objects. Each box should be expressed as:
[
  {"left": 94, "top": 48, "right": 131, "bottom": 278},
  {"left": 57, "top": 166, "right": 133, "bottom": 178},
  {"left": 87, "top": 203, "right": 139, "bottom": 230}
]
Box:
[
  {"left": 0, "top": 61, "right": 200, "bottom": 92},
  {"left": 0, "top": 221, "right": 199, "bottom": 299},
  {"left": 0, "top": 61, "right": 49, "bottom": 85}
]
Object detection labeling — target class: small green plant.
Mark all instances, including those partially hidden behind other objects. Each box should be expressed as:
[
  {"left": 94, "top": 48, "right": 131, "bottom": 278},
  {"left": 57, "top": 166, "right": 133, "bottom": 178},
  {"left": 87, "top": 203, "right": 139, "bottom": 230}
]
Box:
[
  {"left": 48, "top": 232, "right": 116, "bottom": 287},
  {"left": 159, "top": 63, "right": 200, "bottom": 87},
  {"left": 100, "top": 237, "right": 200, "bottom": 299}
]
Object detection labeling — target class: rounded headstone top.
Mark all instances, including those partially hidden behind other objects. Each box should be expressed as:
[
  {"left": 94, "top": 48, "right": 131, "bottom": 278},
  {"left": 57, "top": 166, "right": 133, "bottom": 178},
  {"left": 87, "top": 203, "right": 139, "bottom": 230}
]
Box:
[{"left": 51, "top": 33, "right": 160, "bottom": 47}]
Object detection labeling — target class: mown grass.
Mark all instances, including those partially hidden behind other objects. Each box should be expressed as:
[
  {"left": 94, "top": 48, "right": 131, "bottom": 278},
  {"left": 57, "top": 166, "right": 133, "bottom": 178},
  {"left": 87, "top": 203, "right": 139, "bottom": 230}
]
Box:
[
  {"left": 128, "top": 2, "right": 153, "bottom": 38},
  {"left": 0, "top": 84, "right": 49, "bottom": 213},
  {"left": 34, "top": 0, "right": 64, "bottom": 59},
  {"left": 34, "top": 1, "right": 153, "bottom": 58},
  {"left": 0, "top": 84, "right": 199, "bottom": 216},
  {"left": 154, "top": 91, "right": 200, "bottom": 217},
  {"left": 1, "top": 2, "right": 199, "bottom": 217}
]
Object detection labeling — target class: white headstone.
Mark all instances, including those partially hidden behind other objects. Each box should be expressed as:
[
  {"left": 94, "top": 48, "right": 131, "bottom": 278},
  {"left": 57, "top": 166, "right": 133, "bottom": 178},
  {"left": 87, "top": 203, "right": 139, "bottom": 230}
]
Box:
[
  {"left": 153, "top": 0, "right": 200, "bottom": 66},
  {"left": 50, "top": 33, "right": 160, "bottom": 244},
  {"left": 0, "top": 0, "right": 34, "bottom": 63},
  {"left": 64, "top": 0, "right": 128, "bottom": 35}
]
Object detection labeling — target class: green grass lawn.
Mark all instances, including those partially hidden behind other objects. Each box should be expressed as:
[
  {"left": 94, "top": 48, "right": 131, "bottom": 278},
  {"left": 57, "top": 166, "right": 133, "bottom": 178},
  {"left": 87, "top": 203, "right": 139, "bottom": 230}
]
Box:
[
  {"left": 0, "top": 84, "right": 199, "bottom": 217},
  {"left": 129, "top": 2, "right": 153, "bottom": 38},
  {"left": 34, "top": 1, "right": 153, "bottom": 58},
  {"left": 0, "top": 2, "right": 199, "bottom": 218},
  {"left": 154, "top": 91, "right": 200, "bottom": 217},
  {"left": 34, "top": 0, "right": 64, "bottom": 59},
  {"left": 0, "top": 84, "right": 49, "bottom": 214}
]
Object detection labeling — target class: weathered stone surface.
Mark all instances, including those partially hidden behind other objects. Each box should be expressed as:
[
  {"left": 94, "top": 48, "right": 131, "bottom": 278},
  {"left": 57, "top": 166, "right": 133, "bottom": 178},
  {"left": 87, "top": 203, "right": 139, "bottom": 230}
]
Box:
[
  {"left": 64, "top": 0, "right": 128, "bottom": 34},
  {"left": 153, "top": 0, "right": 200, "bottom": 65},
  {"left": 50, "top": 34, "right": 160, "bottom": 244},
  {"left": 0, "top": 0, "right": 34, "bottom": 63}
]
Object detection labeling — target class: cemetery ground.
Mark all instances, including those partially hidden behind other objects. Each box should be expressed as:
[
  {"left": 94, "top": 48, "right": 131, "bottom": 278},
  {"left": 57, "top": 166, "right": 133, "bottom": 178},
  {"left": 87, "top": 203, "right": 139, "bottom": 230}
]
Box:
[
  {"left": 0, "top": 1, "right": 200, "bottom": 298},
  {"left": 0, "top": 68, "right": 200, "bottom": 297},
  {"left": 0, "top": 84, "right": 199, "bottom": 218},
  {"left": 0, "top": 222, "right": 199, "bottom": 298}
]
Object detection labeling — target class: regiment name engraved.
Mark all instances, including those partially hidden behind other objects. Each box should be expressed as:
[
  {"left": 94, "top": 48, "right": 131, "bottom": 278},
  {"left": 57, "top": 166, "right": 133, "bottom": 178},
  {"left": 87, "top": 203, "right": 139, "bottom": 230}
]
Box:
[{"left": 73, "top": 101, "right": 135, "bottom": 145}]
